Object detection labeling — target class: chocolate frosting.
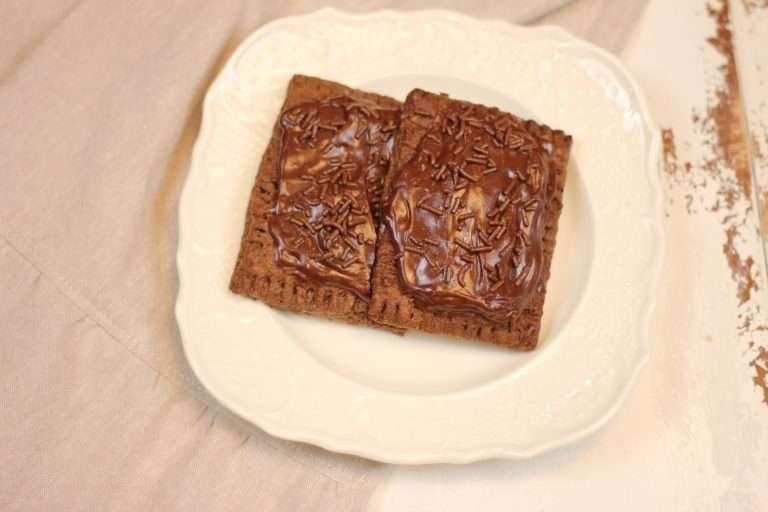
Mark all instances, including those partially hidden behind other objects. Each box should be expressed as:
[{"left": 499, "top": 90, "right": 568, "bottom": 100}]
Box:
[
  {"left": 385, "top": 98, "right": 557, "bottom": 322},
  {"left": 268, "top": 96, "right": 399, "bottom": 300}
]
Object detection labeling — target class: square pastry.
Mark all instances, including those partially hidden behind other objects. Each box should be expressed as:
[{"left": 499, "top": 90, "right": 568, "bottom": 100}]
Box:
[
  {"left": 230, "top": 75, "right": 400, "bottom": 325},
  {"left": 368, "top": 89, "right": 572, "bottom": 349}
]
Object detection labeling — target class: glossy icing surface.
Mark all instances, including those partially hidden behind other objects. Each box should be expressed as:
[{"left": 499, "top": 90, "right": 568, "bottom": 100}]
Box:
[
  {"left": 387, "top": 94, "right": 564, "bottom": 322},
  {"left": 269, "top": 97, "right": 399, "bottom": 299}
]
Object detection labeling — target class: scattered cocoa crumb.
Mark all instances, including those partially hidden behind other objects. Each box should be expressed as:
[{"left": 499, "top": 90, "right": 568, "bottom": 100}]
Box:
[
  {"left": 701, "top": 0, "right": 752, "bottom": 201},
  {"left": 661, "top": 128, "right": 678, "bottom": 176},
  {"left": 751, "top": 347, "right": 768, "bottom": 404},
  {"left": 722, "top": 225, "right": 758, "bottom": 304},
  {"left": 661, "top": 128, "right": 697, "bottom": 213},
  {"left": 698, "top": 0, "right": 767, "bottom": 406}
]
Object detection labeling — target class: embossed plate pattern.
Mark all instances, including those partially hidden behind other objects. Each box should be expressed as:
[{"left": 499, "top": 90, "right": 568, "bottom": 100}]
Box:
[{"left": 176, "top": 8, "right": 662, "bottom": 463}]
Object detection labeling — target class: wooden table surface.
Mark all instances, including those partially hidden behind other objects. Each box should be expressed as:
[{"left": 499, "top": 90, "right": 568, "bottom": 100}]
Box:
[{"left": 376, "top": 0, "right": 768, "bottom": 509}]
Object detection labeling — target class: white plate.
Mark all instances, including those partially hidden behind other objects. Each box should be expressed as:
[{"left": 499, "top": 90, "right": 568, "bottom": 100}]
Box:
[{"left": 176, "top": 8, "right": 663, "bottom": 464}]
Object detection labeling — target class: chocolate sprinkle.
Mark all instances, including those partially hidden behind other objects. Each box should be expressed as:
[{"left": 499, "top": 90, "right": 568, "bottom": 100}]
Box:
[
  {"left": 382, "top": 89, "right": 569, "bottom": 328},
  {"left": 268, "top": 92, "right": 400, "bottom": 299}
]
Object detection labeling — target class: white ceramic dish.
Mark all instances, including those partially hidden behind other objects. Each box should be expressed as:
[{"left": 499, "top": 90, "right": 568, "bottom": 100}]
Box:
[{"left": 176, "top": 8, "right": 662, "bottom": 464}]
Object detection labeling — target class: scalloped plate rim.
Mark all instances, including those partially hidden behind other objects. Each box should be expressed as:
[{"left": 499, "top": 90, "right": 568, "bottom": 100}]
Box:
[{"left": 176, "top": 7, "right": 664, "bottom": 464}]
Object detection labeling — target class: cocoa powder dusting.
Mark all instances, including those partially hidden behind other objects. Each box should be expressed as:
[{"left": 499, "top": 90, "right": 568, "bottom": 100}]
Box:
[
  {"left": 701, "top": 0, "right": 752, "bottom": 201},
  {"left": 660, "top": 2, "right": 768, "bottom": 406},
  {"left": 751, "top": 347, "right": 768, "bottom": 404},
  {"left": 662, "top": 129, "right": 677, "bottom": 163},
  {"left": 661, "top": 128, "right": 698, "bottom": 213},
  {"left": 661, "top": 129, "right": 678, "bottom": 175},
  {"left": 723, "top": 225, "right": 757, "bottom": 305}
]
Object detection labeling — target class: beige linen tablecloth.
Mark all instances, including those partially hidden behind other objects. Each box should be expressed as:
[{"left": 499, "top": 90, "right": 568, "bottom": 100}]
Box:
[{"left": 0, "top": 1, "right": 578, "bottom": 510}]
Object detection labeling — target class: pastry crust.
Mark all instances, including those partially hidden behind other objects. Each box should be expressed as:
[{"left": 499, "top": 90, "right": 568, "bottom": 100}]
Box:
[
  {"left": 229, "top": 75, "right": 401, "bottom": 325},
  {"left": 368, "top": 89, "right": 572, "bottom": 349}
]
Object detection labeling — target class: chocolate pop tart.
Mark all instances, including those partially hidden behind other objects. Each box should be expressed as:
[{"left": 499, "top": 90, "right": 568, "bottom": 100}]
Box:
[
  {"left": 368, "top": 89, "right": 572, "bottom": 349},
  {"left": 230, "top": 75, "right": 400, "bottom": 324}
]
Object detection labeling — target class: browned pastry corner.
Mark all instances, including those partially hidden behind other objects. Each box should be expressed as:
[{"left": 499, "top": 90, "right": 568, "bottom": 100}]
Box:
[
  {"left": 230, "top": 75, "right": 401, "bottom": 325},
  {"left": 368, "top": 89, "right": 572, "bottom": 349}
]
